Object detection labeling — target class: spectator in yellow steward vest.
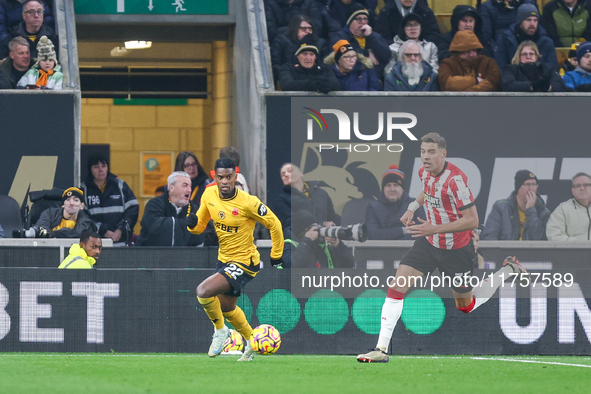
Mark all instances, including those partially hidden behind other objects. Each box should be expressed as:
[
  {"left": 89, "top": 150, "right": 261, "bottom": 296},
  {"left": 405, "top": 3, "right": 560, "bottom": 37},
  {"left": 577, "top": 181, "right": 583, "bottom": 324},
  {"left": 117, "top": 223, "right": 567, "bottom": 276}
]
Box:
[{"left": 58, "top": 230, "right": 102, "bottom": 269}]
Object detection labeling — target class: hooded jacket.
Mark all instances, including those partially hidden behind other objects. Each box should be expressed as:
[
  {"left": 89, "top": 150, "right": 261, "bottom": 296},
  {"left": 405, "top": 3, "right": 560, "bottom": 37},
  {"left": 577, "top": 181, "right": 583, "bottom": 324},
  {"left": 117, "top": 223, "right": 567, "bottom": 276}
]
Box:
[
  {"left": 501, "top": 61, "right": 565, "bottom": 91},
  {"left": 494, "top": 23, "right": 558, "bottom": 71},
  {"left": 435, "top": 5, "right": 493, "bottom": 62},
  {"left": 324, "top": 51, "right": 382, "bottom": 91},
  {"left": 438, "top": 31, "right": 501, "bottom": 91},
  {"left": 365, "top": 191, "right": 426, "bottom": 240},
  {"left": 374, "top": 0, "right": 440, "bottom": 44},
  {"left": 541, "top": 0, "right": 591, "bottom": 47},
  {"left": 58, "top": 244, "right": 96, "bottom": 269},
  {"left": 482, "top": 190, "right": 551, "bottom": 240},
  {"left": 384, "top": 60, "right": 439, "bottom": 91},
  {"left": 547, "top": 197, "right": 591, "bottom": 241}
]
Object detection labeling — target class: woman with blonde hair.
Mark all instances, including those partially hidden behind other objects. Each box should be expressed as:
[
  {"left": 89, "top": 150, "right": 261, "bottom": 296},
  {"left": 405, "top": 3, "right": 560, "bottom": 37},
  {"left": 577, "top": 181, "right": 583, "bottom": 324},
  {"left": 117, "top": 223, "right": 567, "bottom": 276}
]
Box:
[{"left": 501, "top": 40, "right": 565, "bottom": 92}]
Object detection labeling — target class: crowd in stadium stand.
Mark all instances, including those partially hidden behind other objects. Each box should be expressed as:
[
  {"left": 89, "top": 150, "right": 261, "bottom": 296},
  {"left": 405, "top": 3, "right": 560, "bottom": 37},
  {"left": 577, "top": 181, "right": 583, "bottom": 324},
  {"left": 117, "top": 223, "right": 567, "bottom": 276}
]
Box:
[
  {"left": 268, "top": 0, "right": 591, "bottom": 92},
  {"left": 0, "top": 0, "right": 61, "bottom": 89}
]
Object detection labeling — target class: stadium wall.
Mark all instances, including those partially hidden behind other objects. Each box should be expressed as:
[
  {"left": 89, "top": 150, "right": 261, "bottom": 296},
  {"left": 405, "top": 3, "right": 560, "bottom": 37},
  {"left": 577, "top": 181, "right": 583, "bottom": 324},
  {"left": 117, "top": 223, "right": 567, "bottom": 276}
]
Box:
[{"left": 0, "top": 244, "right": 590, "bottom": 355}]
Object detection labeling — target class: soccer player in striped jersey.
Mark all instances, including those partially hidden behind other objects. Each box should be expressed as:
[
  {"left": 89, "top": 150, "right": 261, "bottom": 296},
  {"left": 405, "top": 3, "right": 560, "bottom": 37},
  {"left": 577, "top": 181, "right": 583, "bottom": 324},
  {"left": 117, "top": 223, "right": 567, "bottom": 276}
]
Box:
[
  {"left": 191, "top": 158, "right": 284, "bottom": 361},
  {"left": 357, "top": 132, "right": 527, "bottom": 363}
]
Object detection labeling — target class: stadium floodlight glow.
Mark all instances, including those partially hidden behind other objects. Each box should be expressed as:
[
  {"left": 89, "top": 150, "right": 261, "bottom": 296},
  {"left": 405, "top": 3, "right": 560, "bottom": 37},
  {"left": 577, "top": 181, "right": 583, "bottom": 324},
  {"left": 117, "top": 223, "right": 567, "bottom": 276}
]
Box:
[{"left": 124, "top": 41, "right": 152, "bottom": 49}]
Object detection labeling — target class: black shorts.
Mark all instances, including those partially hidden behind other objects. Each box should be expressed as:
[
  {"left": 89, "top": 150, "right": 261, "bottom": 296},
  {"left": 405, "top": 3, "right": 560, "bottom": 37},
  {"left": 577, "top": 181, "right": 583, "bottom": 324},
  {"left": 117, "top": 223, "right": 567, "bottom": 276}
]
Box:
[
  {"left": 400, "top": 236, "right": 476, "bottom": 293},
  {"left": 215, "top": 260, "right": 259, "bottom": 297}
]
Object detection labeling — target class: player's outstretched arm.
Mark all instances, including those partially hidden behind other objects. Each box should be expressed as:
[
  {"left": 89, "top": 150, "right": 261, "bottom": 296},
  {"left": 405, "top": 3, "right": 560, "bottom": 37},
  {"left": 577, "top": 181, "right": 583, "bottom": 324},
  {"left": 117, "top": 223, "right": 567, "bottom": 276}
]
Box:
[
  {"left": 407, "top": 205, "right": 478, "bottom": 237},
  {"left": 401, "top": 193, "right": 424, "bottom": 227},
  {"left": 250, "top": 198, "right": 284, "bottom": 260}
]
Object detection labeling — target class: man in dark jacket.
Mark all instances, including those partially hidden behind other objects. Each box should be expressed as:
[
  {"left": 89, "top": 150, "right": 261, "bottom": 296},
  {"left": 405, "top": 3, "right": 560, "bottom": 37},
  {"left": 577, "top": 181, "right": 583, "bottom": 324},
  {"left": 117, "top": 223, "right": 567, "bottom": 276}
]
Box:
[
  {"left": 435, "top": 5, "right": 492, "bottom": 62},
  {"left": 0, "top": 0, "right": 54, "bottom": 43},
  {"left": 265, "top": 0, "right": 323, "bottom": 43},
  {"left": 136, "top": 171, "right": 203, "bottom": 246},
  {"left": 541, "top": 0, "right": 591, "bottom": 47},
  {"left": 0, "top": 36, "right": 33, "bottom": 88},
  {"left": 29, "top": 187, "right": 97, "bottom": 239},
  {"left": 365, "top": 165, "right": 426, "bottom": 240},
  {"left": 329, "top": 5, "right": 391, "bottom": 76},
  {"left": 384, "top": 40, "right": 438, "bottom": 90},
  {"left": 479, "top": 0, "right": 536, "bottom": 44},
  {"left": 285, "top": 209, "right": 355, "bottom": 268},
  {"left": 322, "top": 0, "right": 377, "bottom": 40},
  {"left": 279, "top": 35, "right": 341, "bottom": 92},
  {"left": 494, "top": 4, "right": 558, "bottom": 71},
  {"left": 0, "top": 0, "right": 58, "bottom": 59},
  {"left": 374, "top": 0, "right": 440, "bottom": 44},
  {"left": 482, "top": 169, "right": 551, "bottom": 240}
]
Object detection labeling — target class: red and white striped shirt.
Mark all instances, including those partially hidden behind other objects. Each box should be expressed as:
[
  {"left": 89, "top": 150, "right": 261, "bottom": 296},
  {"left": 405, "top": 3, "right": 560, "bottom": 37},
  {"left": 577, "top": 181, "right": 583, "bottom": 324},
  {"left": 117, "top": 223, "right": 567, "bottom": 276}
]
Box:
[{"left": 419, "top": 162, "right": 475, "bottom": 250}]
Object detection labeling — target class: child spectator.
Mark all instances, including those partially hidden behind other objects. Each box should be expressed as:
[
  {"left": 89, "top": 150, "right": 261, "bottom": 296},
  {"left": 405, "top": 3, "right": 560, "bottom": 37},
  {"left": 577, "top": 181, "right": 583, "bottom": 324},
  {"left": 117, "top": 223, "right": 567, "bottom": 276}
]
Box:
[{"left": 17, "top": 35, "right": 62, "bottom": 89}]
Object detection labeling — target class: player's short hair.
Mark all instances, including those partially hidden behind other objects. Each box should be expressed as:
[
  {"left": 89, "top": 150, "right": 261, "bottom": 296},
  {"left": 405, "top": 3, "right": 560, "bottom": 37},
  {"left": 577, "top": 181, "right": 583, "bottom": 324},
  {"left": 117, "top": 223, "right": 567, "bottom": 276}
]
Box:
[
  {"left": 9, "top": 36, "right": 29, "bottom": 52},
  {"left": 80, "top": 230, "right": 101, "bottom": 243},
  {"left": 572, "top": 172, "right": 591, "bottom": 183},
  {"left": 168, "top": 171, "right": 190, "bottom": 187},
  {"left": 219, "top": 146, "right": 241, "bottom": 166},
  {"left": 215, "top": 158, "right": 236, "bottom": 170},
  {"left": 421, "top": 132, "right": 446, "bottom": 150}
]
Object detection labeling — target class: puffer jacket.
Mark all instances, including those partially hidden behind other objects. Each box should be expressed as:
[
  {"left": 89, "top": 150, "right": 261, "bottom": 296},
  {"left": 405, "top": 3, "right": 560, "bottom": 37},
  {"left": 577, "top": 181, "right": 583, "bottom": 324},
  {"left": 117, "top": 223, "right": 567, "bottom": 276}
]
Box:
[
  {"left": 384, "top": 60, "right": 439, "bottom": 91},
  {"left": 541, "top": 0, "right": 591, "bottom": 47},
  {"left": 547, "top": 197, "right": 591, "bottom": 241},
  {"left": 478, "top": 0, "right": 537, "bottom": 43},
  {"left": 17, "top": 63, "right": 63, "bottom": 89},
  {"left": 482, "top": 191, "right": 551, "bottom": 240},
  {"left": 324, "top": 52, "right": 382, "bottom": 91},
  {"left": 493, "top": 23, "right": 558, "bottom": 71},
  {"left": 563, "top": 66, "right": 591, "bottom": 91}
]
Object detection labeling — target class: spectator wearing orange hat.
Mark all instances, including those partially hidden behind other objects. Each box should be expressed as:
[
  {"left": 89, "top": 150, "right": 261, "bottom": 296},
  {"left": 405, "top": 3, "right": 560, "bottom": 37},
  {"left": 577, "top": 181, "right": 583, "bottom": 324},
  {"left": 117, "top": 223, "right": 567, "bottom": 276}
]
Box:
[
  {"left": 365, "top": 165, "right": 426, "bottom": 240},
  {"left": 324, "top": 39, "right": 382, "bottom": 90}
]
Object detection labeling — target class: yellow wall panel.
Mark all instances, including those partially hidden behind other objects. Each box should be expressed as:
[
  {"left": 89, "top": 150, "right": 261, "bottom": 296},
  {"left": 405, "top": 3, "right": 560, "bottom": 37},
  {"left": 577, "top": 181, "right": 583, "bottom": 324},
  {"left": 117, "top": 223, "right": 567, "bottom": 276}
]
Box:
[
  {"left": 81, "top": 103, "right": 110, "bottom": 128},
  {"left": 133, "top": 128, "right": 180, "bottom": 151},
  {"left": 109, "top": 151, "right": 138, "bottom": 176},
  {"left": 86, "top": 127, "right": 134, "bottom": 151},
  {"left": 111, "top": 106, "right": 157, "bottom": 128},
  {"left": 156, "top": 105, "right": 203, "bottom": 128}
]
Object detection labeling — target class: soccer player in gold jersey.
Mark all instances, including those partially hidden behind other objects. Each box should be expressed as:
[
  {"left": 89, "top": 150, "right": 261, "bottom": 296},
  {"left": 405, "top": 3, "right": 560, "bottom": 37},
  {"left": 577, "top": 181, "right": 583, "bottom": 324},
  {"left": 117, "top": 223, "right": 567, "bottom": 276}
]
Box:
[{"left": 190, "top": 158, "right": 284, "bottom": 361}]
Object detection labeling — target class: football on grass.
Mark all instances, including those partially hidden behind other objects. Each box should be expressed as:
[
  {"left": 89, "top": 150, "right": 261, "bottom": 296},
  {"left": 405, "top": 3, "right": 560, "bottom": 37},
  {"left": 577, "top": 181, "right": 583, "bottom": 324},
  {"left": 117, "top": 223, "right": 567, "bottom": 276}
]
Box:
[
  {"left": 222, "top": 329, "right": 245, "bottom": 353},
  {"left": 249, "top": 324, "right": 281, "bottom": 355}
]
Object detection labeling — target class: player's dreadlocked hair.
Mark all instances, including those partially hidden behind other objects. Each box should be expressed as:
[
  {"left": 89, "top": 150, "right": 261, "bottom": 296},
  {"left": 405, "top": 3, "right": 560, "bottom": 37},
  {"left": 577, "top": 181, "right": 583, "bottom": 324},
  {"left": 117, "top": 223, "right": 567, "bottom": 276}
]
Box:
[{"left": 214, "top": 158, "right": 236, "bottom": 170}]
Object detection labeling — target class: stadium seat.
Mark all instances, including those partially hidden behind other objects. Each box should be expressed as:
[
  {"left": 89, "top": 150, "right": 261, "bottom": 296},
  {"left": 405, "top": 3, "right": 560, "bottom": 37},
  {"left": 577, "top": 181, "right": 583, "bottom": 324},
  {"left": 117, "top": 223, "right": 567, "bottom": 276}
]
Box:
[
  {"left": 27, "top": 188, "right": 64, "bottom": 228},
  {"left": 0, "top": 195, "right": 23, "bottom": 237},
  {"left": 340, "top": 197, "right": 374, "bottom": 226}
]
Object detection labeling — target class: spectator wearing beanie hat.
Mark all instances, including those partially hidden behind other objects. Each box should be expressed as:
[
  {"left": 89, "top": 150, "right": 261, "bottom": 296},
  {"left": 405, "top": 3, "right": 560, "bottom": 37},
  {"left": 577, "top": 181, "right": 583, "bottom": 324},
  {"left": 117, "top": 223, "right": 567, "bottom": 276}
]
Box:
[
  {"left": 16, "top": 36, "right": 63, "bottom": 89},
  {"left": 29, "top": 186, "right": 97, "bottom": 239},
  {"left": 324, "top": 39, "right": 382, "bottom": 91},
  {"left": 493, "top": 3, "right": 558, "bottom": 71},
  {"left": 563, "top": 41, "right": 591, "bottom": 91},
  {"left": 330, "top": 4, "right": 391, "bottom": 78},
  {"left": 365, "top": 165, "right": 426, "bottom": 240},
  {"left": 279, "top": 33, "right": 342, "bottom": 93},
  {"left": 482, "top": 169, "right": 551, "bottom": 240}
]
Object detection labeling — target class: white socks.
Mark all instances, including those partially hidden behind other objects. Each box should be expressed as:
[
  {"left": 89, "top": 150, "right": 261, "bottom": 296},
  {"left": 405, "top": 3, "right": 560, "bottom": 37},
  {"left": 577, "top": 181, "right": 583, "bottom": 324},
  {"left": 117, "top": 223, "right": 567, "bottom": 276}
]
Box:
[
  {"left": 376, "top": 297, "right": 404, "bottom": 352},
  {"left": 471, "top": 265, "right": 514, "bottom": 312}
]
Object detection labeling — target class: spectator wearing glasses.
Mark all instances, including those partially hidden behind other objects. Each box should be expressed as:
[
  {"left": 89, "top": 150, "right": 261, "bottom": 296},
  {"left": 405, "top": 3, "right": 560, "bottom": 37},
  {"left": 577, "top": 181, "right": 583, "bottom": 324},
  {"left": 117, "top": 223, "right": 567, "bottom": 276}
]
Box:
[
  {"left": 547, "top": 172, "right": 591, "bottom": 241},
  {"left": 0, "top": 0, "right": 57, "bottom": 60},
  {"left": 324, "top": 39, "right": 382, "bottom": 90},
  {"left": 174, "top": 151, "right": 212, "bottom": 208},
  {"left": 374, "top": 0, "right": 440, "bottom": 45},
  {"left": 271, "top": 14, "right": 327, "bottom": 84},
  {"left": 501, "top": 40, "right": 565, "bottom": 92},
  {"left": 384, "top": 12, "right": 438, "bottom": 76},
  {"left": 0, "top": 0, "right": 54, "bottom": 44},
  {"left": 482, "top": 169, "right": 551, "bottom": 240},
  {"left": 265, "top": 0, "right": 323, "bottom": 43},
  {"left": 330, "top": 5, "right": 391, "bottom": 78},
  {"left": 384, "top": 40, "right": 438, "bottom": 91},
  {"left": 322, "top": 0, "right": 378, "bottom": 41}
]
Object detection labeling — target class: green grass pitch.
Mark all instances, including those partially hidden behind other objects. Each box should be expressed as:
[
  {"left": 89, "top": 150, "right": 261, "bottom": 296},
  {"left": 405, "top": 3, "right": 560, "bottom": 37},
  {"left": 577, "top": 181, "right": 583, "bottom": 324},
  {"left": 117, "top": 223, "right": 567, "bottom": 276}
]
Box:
[{"left": 0, "top": 353, "right": 589, "bottom": 393}]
